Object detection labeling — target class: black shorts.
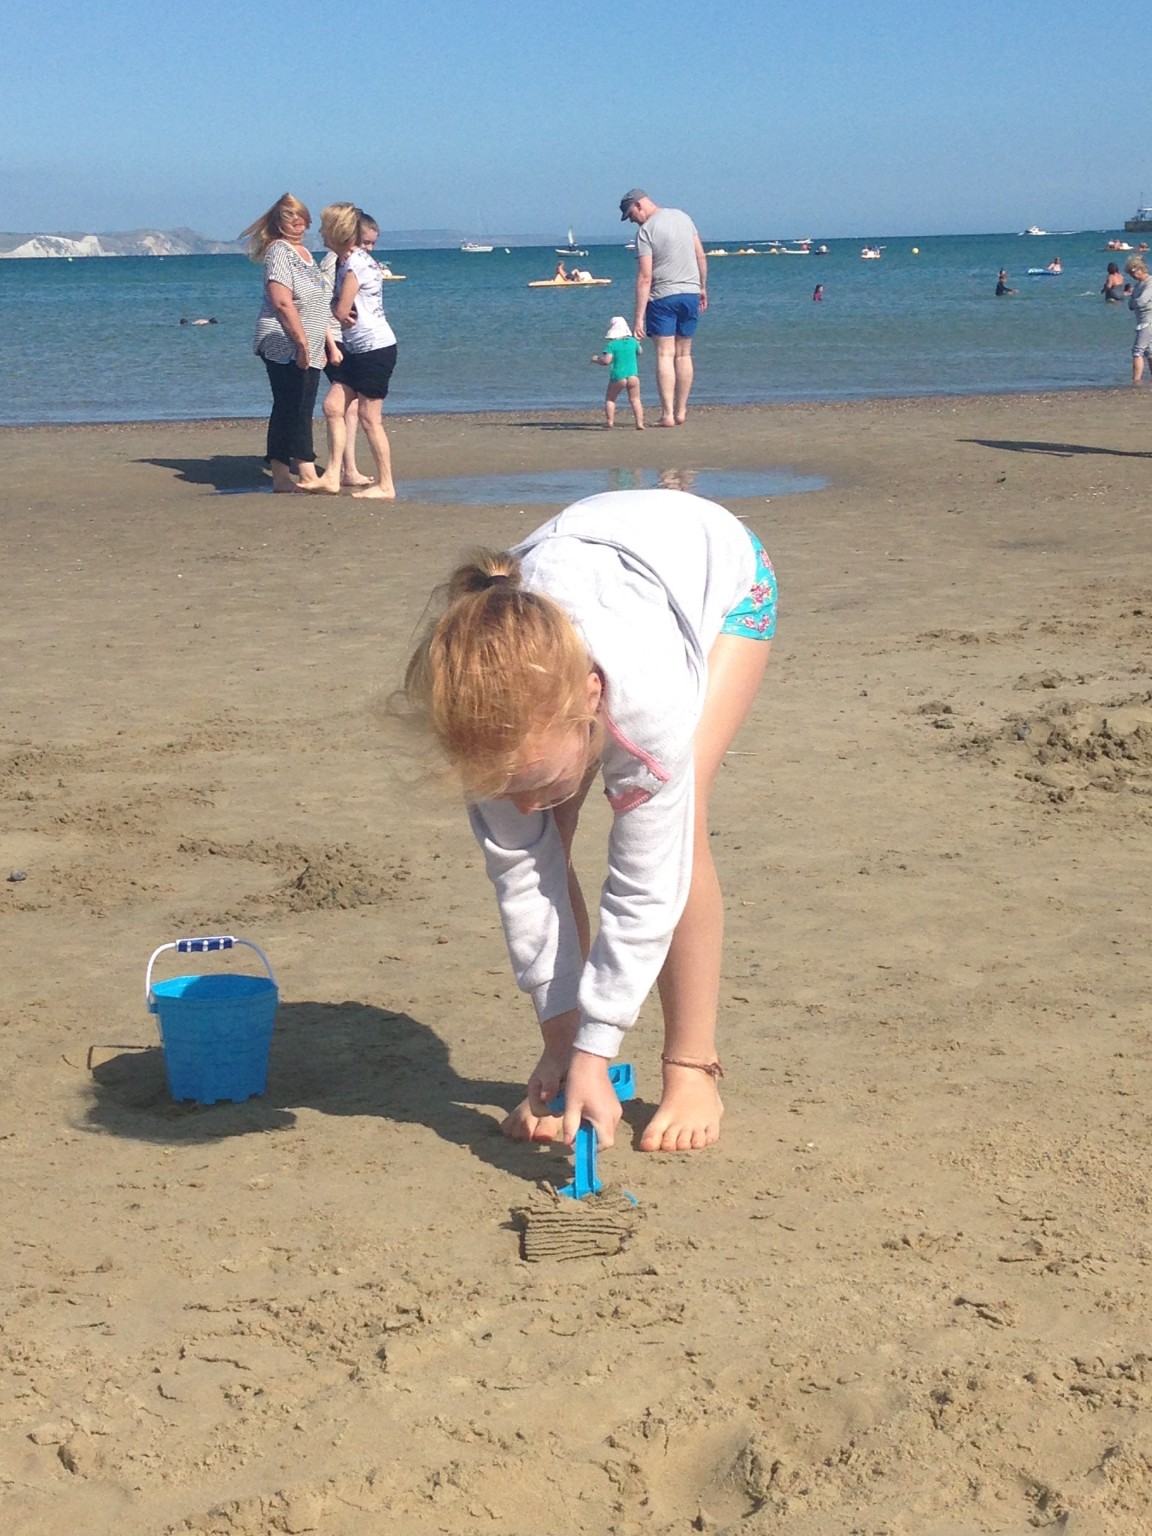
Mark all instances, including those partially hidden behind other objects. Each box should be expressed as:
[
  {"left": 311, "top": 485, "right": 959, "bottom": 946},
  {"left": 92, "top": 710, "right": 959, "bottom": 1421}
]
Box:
[{"left": 325, "top": 343, "right": 397, "bottom": 400}]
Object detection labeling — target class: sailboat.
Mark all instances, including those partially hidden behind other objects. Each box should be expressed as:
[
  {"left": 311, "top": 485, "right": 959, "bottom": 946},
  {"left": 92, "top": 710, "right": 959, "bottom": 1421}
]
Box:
[{"left": 555, "top": 227, "right": 588, "bottom": 256}]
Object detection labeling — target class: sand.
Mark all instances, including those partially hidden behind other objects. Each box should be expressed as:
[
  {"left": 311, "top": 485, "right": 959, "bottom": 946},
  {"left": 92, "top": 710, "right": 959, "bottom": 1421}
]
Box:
[{"left": 2, "top": 392, "right": 1151, "bottom": 1535}]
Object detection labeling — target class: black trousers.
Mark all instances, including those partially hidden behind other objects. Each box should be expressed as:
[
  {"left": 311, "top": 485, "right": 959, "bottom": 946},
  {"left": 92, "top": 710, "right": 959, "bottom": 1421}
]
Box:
[{"left": 263, "top": 358, "right": 321, "bottom": 466}]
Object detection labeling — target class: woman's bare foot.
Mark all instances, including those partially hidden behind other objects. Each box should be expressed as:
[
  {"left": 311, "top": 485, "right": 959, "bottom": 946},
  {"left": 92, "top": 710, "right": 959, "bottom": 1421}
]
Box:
[
  {"left": 352, "top": 483, "right": 396, "bottom": 500},
  {"left": 500, "top": 1099, "right": 563, "bottom": 1142},
  {"left": 639, "top": 1061, "right": 723, "bottom": 1151},
  {"left": 297, "top": 474, "right": 340, "bottom": 494},
  {"left": 658, "top": 416, "right": 677, "bottom": 428},
  {"left": 341, "top": 471, "right": 375, "bottom": 487}
]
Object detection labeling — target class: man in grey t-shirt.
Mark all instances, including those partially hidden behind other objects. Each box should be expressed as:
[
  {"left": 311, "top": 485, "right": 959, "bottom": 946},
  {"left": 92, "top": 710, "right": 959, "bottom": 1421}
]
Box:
[{"left": 620, "top": 188, "right": 708, "bottom": 426}]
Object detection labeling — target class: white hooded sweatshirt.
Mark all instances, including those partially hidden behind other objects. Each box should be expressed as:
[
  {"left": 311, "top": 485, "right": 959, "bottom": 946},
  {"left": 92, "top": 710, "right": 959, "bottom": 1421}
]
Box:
[{"left": 466, "top": 489, "right": 760, "bottom": 1059}]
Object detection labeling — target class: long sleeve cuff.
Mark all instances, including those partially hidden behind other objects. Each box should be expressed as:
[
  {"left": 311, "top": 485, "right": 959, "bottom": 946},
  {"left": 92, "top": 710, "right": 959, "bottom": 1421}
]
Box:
[
  {"left": 573, "top": 1021, "right": 628, "bottom": 1059},
  {"left": 531, "top": 972, "right": 581, "bottom": 1023}
]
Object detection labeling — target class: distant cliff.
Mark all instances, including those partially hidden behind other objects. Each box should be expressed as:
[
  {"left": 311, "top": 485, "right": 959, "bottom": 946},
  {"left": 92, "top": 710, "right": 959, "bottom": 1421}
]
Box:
[{"left": 0, "top": 227, "right": 245, "bottom": 258}]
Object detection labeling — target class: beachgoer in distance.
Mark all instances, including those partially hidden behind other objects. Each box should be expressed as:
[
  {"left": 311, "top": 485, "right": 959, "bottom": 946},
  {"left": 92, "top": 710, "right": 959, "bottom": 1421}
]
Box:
[
  {"left": 1046, "top": 255, "right": 1063, "bottom": 274},
  {"left": 317, "top": 202, "right": 398, "bottom": 499},
  {"left": 812, "top": 284, "right": 824, "bottom": 302},
  {"left": 241, "top": 193, "right": 342, "bottom": 494},
  {"left": 620, "top": 189, "right": 708, "bottom": 427},
  {"left": 1103, "top": 262, "right": 1126, "bottom": 302},
  {"left": 555, "top": 260, "right": 569, "bottom": 281},
  {"left": 995, "top": 269, "right": 1017, "bottom": 296},
  {"left": 402, "top": 489, "right": 777, "bottom": 1153},
  {"left": 592, "top": 316, "right": 644, "bottom": 430},
  {"left": 1125, "top": 257, "right": 1152, "bottom": 384}
]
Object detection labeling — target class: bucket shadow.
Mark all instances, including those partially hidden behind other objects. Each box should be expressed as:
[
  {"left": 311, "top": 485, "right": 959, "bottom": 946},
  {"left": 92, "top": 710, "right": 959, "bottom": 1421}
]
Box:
[
  {"left": 82, "top": 1000, "right": 578, "bottom": 1183},
  {"left": 137, "top": 455, "right": 267, "bottom": 490}
]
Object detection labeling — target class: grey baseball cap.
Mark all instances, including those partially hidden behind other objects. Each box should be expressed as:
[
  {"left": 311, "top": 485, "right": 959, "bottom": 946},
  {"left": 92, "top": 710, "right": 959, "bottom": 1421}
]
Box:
[{"left": 619, "top": 188, "right": 647, "bottom": 220}]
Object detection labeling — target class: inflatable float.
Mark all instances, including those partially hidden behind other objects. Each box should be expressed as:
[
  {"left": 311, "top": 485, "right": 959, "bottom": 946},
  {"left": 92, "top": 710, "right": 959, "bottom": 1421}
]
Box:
[{"left": 527, "top": 276, "right": 612, "bottom": 288}]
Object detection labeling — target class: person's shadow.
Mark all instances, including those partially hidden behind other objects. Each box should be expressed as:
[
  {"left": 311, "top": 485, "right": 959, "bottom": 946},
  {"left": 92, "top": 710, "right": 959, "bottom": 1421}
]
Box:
[
  {"left": 136, "top": 456, "right": 269, "bottom": 492},
  {"left": 82, "top": 1000, "right": 594, "bottom": 1184},
  {"left": 962, "top": 438, "right": 1152, "bottom": 460}
]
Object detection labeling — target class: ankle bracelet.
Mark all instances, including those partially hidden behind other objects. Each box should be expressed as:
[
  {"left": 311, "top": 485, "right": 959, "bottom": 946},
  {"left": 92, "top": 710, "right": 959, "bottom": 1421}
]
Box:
[{"left": 661, "top": 1056, "right": 724, "bottom": 1079}]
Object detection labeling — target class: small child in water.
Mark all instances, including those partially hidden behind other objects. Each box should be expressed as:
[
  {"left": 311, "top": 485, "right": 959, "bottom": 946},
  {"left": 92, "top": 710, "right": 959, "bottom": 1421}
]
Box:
[{"left": 591, "top": 316, "right": 644, "bottom": 429}]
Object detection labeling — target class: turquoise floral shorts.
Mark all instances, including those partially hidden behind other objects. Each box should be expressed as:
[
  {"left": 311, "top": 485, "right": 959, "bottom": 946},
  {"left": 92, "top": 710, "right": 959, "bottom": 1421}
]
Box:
[{"left": 721, "top": 530, "right": 777, "bottom": 640}]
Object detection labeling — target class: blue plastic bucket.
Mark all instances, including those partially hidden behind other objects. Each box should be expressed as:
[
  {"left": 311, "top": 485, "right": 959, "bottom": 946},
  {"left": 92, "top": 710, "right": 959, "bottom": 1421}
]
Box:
[{"left": 146, "top": 937, "right": 278, "bottom": 1104}]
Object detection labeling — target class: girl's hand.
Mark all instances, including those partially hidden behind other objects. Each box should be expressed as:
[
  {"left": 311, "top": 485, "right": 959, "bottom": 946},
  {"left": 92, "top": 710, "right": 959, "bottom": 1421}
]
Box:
[{"left": 561, "top": 1050, "right": 622, "bottom": 1149}]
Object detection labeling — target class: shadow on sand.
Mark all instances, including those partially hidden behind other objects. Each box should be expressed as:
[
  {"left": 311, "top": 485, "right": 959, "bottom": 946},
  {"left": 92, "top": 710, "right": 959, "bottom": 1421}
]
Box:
[
  {"left": 138, "top": 455, "right": 268, "bottom": 491},
  {"left": 963, "top": 437, "right": 1152, "bottom": 460},
  {"left": 82, "top": 1000, "right": 652, "bottom": 1181}
]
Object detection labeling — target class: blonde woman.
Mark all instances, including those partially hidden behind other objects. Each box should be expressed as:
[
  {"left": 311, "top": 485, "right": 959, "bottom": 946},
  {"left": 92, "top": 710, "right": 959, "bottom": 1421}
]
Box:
[
  {"left": 317, "top": 202, "right": 398, "bottom": 499},
  {"left": 240, "top": 193, "right": 341, "bottom": 493}
]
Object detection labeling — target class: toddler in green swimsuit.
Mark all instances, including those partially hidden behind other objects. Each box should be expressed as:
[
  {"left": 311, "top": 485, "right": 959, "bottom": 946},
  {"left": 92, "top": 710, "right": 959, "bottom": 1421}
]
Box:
[{"left": 591, "top": 316, "right": 645, "bottom": 430}]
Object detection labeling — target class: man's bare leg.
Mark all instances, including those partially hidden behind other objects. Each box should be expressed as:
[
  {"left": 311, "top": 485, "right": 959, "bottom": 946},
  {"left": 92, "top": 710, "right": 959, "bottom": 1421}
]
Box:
[
  {"left": 641, "top": 633, "right": 772, "bottom": 1151},
  {"left": 653, "top": 336, "right": 677, "bottom": 425},
  {"left": 673, "top": 337, "right": 695, "bottom": 424}
]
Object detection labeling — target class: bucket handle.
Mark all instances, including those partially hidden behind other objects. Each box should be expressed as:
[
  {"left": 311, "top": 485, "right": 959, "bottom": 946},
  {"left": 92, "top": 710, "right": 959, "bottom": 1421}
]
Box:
[{"left": 145, "top": 935, "right": 277, "bottom": 1012}]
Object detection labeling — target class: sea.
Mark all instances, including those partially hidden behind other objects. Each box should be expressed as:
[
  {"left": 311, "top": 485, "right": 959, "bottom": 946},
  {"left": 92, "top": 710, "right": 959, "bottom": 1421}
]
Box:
[{"left": 0, "top": 230, "right": 1141, "bottom": 426}]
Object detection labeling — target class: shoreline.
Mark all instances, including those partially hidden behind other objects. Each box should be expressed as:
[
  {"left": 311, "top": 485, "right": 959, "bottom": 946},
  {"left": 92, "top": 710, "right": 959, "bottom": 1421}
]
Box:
[
  {"left": 0, "top": 380, "right": 1135, "bottom": 435},
  {"left": 5, "top": 388, "right": 1152, "bottom": 1533}
]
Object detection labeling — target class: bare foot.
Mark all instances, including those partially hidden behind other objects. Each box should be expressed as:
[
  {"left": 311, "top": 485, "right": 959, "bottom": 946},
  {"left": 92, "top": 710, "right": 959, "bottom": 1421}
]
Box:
[
  {"left": 639, "top": 1062, "right": 723, "bottom": 1151},
  {"left": 500, "top": 1098, "right": 563, "bottom": 1142},
  {"left": 636, "top": 423, "right": 645, "bottom": 430},
  {"left": 352, "top": 484, "right": 396, "bottom": 500},
  {"left": 657, "top": 417, "right": 677, "bottom": 428},
  {"left": 271, "top": 474, "right": 299, "bottom": 494},
  {"left": 341, "top": 472, "right": 375, "bottom": 487},
  {"left": 297, "top": 475, "right": 340, "bottom": 494}
]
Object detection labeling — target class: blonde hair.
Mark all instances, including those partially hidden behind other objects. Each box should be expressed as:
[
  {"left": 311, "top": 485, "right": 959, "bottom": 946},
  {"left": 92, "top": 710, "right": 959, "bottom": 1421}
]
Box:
[
  {"left": 403, "top": 552, "right": 601, "bottom": 799},
  {"left": 239, "top": 193, "right": 311, "bottom": 261},
  {"left": 320, "top": 201, "right": 361, "bottom": 252},
  {"left": 1126, "top": 256, "right": 1148, "bottom": 279}
]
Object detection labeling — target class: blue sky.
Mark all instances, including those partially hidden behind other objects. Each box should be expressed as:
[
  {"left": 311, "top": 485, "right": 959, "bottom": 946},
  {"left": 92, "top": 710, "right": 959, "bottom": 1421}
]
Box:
[{"left": 2, "top": 0, "right": 1144, "bottom": 240}]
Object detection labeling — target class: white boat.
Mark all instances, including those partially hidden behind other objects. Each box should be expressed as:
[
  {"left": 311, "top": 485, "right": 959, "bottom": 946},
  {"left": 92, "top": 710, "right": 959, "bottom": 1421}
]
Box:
[
  {"left": 555, "top": 228, "right": 588, "bottom": 256},
  {"left": 1020, "top": 225, "right": 1047, "bottom": 236},
  {"left": 860, "top": 245, "right": 884, "bottom": 260},
  {"left": 461, "top": 240, "right": 493, "bottom": 253}
]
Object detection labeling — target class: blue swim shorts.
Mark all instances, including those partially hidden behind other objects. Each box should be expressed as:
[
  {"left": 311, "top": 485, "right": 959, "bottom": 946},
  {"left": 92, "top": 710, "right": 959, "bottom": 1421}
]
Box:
[
  {"left": 645, "top": 292, "right": 701, "bottom": 338},
  {"left": 721, "top": 530, "right": 777, "bottom": 640}
]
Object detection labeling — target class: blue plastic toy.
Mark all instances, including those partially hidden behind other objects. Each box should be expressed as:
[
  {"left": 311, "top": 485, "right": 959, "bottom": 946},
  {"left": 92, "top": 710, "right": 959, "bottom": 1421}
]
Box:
[{"left": 547, "top": 1062, "right": 638, "bottom": 1203}]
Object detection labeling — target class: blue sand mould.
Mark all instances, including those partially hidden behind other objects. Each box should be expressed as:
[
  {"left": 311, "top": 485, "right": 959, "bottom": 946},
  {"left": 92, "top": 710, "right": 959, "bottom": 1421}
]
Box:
[
  {"left": 145, "top": 935, "right": 279, "bottom": 1105},
  {"left": 548, "top": 1062, "right": 639, "bottom": 1204}
]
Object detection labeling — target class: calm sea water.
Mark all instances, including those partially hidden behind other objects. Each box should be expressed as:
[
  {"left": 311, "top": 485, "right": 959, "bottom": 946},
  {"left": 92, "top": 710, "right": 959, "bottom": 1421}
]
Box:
[{"left": 0, "top": 231, "right": 1140, "bottom": 425}]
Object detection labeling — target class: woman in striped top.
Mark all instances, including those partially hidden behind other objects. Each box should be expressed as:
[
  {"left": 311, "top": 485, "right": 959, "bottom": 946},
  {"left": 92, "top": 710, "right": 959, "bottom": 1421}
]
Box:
[{"left": 240, "top": 193, "right": 341, "bottom": 494}]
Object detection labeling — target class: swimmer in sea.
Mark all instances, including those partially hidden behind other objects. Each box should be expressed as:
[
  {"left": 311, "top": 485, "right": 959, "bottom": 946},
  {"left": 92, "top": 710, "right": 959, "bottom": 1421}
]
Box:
[{"left": 995, "top": 270, "right": 1017, "bottom": 296}]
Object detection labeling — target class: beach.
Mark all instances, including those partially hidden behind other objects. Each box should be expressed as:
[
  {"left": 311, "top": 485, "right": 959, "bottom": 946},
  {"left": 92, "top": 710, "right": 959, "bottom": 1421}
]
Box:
[{"left": 3, "top": 392, "right": 1152, "bottom": 1535}]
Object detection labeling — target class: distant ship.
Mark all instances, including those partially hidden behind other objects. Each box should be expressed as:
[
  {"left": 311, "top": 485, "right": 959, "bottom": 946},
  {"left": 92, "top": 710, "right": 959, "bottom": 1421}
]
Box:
[
  {"left": 555, "top": 228, "right": 588, "bottom": 256},
  {"left": 1020, "top": 225, "right": 1047, "bottom": 236},
  {"left": 1124, "top": 206, "right": 1152, "bottom": 233},
  {"left": 460, "top": 240, "right": 493, "bottom": 253}
]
